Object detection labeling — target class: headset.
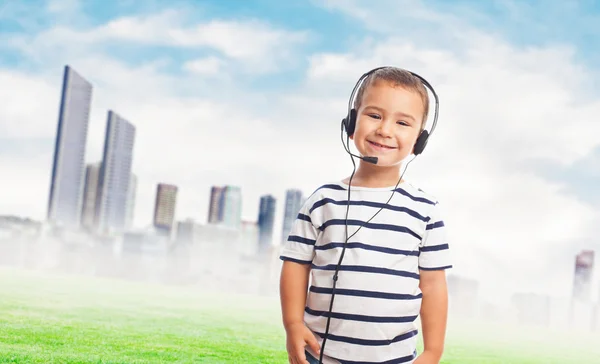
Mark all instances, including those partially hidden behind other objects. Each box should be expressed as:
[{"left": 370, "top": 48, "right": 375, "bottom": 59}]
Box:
[{"left": 317, "top": 66, "right": 440, "bottom": 364}]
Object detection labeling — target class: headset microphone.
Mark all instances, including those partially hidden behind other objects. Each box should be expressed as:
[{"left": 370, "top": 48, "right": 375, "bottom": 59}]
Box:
[{"left": 351, "top": 153, "right": 378, "bottom": 164}]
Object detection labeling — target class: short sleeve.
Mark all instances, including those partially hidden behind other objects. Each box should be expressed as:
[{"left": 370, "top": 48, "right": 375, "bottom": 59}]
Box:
[
  {"left": 418, "top": 201, "right": 452, "bottom": 271},
  {"left": 279, "top": 198, "right": 320, "bottom": 265}
]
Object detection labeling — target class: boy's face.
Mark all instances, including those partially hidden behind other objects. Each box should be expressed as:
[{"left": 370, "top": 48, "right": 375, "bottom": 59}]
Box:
[{"left": 351, "top": 80, "right": 424, "bottom": 167}]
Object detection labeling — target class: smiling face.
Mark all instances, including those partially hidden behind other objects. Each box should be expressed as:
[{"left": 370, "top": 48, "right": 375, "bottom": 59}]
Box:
[{"left": 351, "top": 79, "right": 426, "bottom": 167}]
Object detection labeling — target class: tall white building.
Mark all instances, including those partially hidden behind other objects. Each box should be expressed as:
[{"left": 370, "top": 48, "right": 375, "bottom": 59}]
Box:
[
  {"left": 95, "top": 111, "right": 136, "bottom": 235},
  {"left": 280, "top": 189, "right": 304, "bottom": 244},
  {"left": 47, "top": 65, "right": 93, "bottom": 229},
  {"left": 221, "top": 186, "right": 242, "bottom": 229},
  {"left": 80, "top": 162, "right": 101, "bottom": 231},
  {"left": 125, "top": 173, "right": 137, "bottom": 230}
]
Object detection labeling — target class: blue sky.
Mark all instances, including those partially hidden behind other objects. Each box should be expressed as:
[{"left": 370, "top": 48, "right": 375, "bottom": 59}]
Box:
[
  {"left": 1, "top": 0, "right": 600, "bottom": 300},
  {"left": 4, "top": 0, "right": 600, "bottom": 89}
]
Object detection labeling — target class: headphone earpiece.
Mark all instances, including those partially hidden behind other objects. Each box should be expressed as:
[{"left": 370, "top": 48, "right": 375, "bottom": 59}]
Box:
[
  {"left": 413, "top": 130, "right": 429, "bottom": 155},
  {"left": 343, "top": 108, "right": 357, "bottom": 136}
]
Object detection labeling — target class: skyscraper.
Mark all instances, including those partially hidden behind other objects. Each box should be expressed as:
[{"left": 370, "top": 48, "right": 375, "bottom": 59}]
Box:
[
  {"left": 280, "top": 189, "right": 304, "bottom": 244},
  {"left": 95, "top": 110, "right": 136, "bottom": 235},
  {"left": 153, "top": 183, "right": 178, "bottom": 233},
  {"left": 221, "top": 186, "right": 242, "bottom": 229},
  {"left": 208, "top": 186, "right": 224, "bottom": 224},
  {"left": 125, "top": 173, "right": 137, "bottom": 230},
  {"left": 208, "top": 185, "right": 241, "bottom": 229},
  {"left": 258, "top": 194, "right": 276, "bottom": 249},
  {"left": 573, "top": 250, "right": 595, "bottom": 302},
  {"left": 80, "top": 162, "right": 101, "bottom": 231},
  {"left": 47, "top": 65, "right": 93, "bottom": 229}
]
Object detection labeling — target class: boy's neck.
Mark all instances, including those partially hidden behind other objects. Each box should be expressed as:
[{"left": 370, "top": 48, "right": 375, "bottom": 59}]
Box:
[{"left": 344, "top": 161, "right": 404, "bottom": 188}]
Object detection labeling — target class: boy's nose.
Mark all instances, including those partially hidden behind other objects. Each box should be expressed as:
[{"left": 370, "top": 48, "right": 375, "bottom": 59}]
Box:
[{"left": 376, "top": 119, "right": 394, "bottom": 137}]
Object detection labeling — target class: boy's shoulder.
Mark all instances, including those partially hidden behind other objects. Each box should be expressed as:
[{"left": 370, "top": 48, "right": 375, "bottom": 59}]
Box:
[
  {"left": 400, "top": 180, "right": 441, "bottom": 205},
  {"left": 304, "top": 180, "right": 346, "bottom": 202}
]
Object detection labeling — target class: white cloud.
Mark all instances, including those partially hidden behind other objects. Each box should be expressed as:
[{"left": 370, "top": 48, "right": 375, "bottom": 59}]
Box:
[
  {"left": 0, "top": 71, "right": 60, "bottom": 138},
  {"left": 183, "top": 56, "right": 224, "bottom": 75},
  {"left": 6, "top": 9, "right": 309, "bottom": 73}
]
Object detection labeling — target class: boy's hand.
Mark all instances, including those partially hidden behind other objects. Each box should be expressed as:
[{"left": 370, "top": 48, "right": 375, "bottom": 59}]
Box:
[
  {"left": 285, "top": 322, "right": 320, "bottom": 364},
  {"left": 413, "top": 350, "right": 441, "bottom": 364}
]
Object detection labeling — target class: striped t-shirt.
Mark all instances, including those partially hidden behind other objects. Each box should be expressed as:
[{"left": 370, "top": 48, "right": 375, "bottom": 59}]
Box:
[{"left": 279, "top": 180, "right": 452, "bottom": 364}]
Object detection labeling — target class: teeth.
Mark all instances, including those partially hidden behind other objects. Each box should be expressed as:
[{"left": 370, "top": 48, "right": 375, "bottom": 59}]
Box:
[{"left": 371, "top": 141, "right": 391, "bottom": 148}]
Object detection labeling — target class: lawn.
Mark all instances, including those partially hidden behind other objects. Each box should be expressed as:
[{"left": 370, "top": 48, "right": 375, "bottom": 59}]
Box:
[{"left": 0, "top": 267, "right": 598, "bottom": 363}]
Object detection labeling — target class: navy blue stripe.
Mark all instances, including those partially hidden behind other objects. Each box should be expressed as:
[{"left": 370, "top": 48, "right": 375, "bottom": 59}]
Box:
[
  {"left": 316, "top": 184, "right": 346, "bottom": 192},
  {"left": 313, "top": 329, "right": 418, "bottom": 346},
  {"left": 420, "top": 243, "right": 448, "bottom": 252},
  {"left": 316, "top": 242, "right": 419, "bottom": 256},
  {"left": 309, "top": 198, "right": 427, "bottom": 221},
  {"left": 312, "top": 264, "right": 420, "bottom": 279},
  {"left": 305, "top": 307, "right": 417, "bottom": 323},
  {"left": 426, "top": 221, "right": 444, "bottom": 230},
  {"left": 419, "top": 265, "right": 453, "bottom": 271},
  {"left": 318, "top": 219, "right": 421, "bottom": 240},
  {"left": 288, "top": 235, "right": 316, "bottom": 245},
  {"left": 297, "top": 213, "right": 311, "bottom": 223},
  {"left": 280, "top": 256, "right": 312, "bottom": 264},
  {"left": 310, "top": 285, "right": 422, "bottom": 300},
  {"left": 338, "top": 351, "right": 417, "bottom": 364},
  {"left": 393, "top": 188, "right": 435, "bottom": 205}
]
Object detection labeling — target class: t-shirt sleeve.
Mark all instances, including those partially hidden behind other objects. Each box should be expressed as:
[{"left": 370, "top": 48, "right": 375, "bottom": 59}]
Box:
[
  {"left": 418, "top": 201, "right": 452, "bottom": 271},
  {"left": 279, "top": 197, "right": 320, "bottom": 265}
]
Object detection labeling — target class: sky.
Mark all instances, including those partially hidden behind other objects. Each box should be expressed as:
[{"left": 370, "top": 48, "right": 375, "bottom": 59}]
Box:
[{"left": 1, "top": 0, "right": 600, "bottom": 302}]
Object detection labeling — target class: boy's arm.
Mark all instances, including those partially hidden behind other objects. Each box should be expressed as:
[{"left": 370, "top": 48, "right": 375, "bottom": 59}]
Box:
[
  {"left": 417, "top": 269, "right": 448, "bottom": 362},
  {"left": 280, "top": 260, "right": 311, "bottom": 329},
  {"left": 280, "top": 260, "right": 321, "bottom": 361},
  {"left": 416, "top": 200, "right": 452, "bottom": 363}
]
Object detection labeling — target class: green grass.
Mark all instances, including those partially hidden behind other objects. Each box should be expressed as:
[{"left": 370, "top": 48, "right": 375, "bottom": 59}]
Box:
[{"left": 0, "top": 267, "right": 599, "bottom": 363}]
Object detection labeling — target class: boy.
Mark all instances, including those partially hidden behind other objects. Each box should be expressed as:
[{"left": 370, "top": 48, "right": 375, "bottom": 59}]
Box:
[{"left": 279, "top": 67, "right": 452, "bottom": 364}]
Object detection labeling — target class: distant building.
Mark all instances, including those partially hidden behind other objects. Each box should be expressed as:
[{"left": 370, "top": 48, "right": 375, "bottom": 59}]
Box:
[
  {"left": 280, "top": 189, "right": 304, "bottom": 244},
  {"left": 153, "top": 183, "right": 178, "bottom": 233},
  {"left": 208, "top": 185, "right": 242, "bottom": 229},
  {"left": 125, "top": 173, "right": 137, "bottom": 230},
  {"left": 240, "top": 220, "right": 259, "bottom": 249},
  {"left": 221, "top": 186, "right": 242, "bottom": 229},
  {"left": 47, "top": 65, "right": 93, "bottom": 229},
  {"left": 573, "top": 250, "right": 595, "bottom": 302},
  {"left": 95, "top": 110, "right": 136, "bottom": 235},
  {"left": 176, "top": 219, "right": 198, "bottom": 245},
  {"left": 258, "top": 194, "right": 276, "bottom": 250},
  {"left": 208, "top": 186, "right": 224, "bottom": 224},
  {"left": 80, "top": 162, "right": 101, "bottom": 231}
]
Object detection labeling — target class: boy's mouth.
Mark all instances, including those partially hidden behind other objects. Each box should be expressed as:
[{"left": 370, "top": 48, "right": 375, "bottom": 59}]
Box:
[{"left": 368, "top": 140, "right": 396, "bottom": 149}]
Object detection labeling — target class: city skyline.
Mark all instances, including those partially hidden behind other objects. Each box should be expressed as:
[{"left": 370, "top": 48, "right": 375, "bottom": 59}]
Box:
[{"left": 38, "top": 64, "right": 306, "bottom": 247}]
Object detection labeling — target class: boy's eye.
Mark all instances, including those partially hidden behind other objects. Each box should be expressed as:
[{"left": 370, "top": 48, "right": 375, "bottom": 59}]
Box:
[
  {"left": 367, "top": 114, "right": 381, "bottom": 120},
  {"left": 397, "top": 121, "right": 409, "bottom": 126}
]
